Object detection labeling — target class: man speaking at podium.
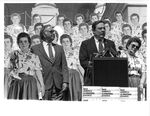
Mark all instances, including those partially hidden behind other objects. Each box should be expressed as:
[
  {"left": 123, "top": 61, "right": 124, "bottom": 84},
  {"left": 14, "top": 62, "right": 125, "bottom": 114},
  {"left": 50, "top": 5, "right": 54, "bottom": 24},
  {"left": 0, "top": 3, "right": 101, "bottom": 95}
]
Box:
[{"left": 79, "top": 20, "right": 117, "bottom": 86}]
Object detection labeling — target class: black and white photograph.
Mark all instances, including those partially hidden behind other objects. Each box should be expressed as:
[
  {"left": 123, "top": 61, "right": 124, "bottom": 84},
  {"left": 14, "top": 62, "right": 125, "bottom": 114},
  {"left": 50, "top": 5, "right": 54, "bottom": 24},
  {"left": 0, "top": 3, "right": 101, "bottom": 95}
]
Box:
[{"left": 1, "top": 0, "right": 150, "bottom": 116}]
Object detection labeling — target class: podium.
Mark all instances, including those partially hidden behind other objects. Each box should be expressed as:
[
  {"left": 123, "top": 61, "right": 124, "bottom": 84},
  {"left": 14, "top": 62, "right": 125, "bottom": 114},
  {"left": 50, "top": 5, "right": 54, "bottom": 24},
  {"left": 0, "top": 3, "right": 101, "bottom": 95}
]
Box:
[{"left": 93, "top": 57, "right": 128, "bottom": 87}]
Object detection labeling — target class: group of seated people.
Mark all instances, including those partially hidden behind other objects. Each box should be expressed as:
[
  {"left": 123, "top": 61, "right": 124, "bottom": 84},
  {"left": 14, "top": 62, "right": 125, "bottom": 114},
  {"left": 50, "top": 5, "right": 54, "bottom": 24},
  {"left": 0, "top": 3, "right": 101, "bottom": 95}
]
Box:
[{"left": 4, "top": 10, "right": 147, "bottom": 101}]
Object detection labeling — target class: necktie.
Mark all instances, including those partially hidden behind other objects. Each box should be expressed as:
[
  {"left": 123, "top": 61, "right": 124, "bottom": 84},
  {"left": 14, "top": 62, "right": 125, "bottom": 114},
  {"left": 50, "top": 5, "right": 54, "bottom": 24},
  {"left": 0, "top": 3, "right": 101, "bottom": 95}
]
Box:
[
  {"left": 99, "top": 41, "right": 103, "bottom": 53},
  {"left": 47, "top": 43, "right": 54, "bottom": 63}
]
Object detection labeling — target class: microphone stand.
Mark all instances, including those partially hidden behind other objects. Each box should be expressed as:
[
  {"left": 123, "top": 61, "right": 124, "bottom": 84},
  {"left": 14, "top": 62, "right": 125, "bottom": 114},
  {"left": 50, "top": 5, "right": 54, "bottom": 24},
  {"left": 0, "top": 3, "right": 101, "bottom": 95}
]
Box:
[{"left": 93, "top": 48, "right": 109, "bottom": 58}]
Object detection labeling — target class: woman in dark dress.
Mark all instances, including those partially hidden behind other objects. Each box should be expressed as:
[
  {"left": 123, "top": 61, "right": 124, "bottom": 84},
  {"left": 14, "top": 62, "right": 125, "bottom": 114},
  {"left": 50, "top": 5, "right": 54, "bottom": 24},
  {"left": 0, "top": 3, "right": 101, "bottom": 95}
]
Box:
[{"left": 7, "top": 32, "right": 45, "bottom": 100}]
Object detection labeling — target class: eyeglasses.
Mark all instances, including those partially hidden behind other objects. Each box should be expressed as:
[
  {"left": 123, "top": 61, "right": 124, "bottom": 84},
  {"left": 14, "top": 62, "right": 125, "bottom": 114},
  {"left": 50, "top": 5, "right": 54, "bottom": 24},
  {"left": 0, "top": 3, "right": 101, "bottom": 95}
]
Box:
[{"left": 131, "top": 44, "right": 139, "bottom": 49}]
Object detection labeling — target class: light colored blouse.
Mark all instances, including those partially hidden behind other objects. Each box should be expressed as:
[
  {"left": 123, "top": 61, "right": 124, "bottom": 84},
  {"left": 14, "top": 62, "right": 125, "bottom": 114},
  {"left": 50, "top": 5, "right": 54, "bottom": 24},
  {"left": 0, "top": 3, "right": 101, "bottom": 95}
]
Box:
[
  {"left": 9, "top": 50, "right": 42, "bottom": 76},
  {"left": 4, "top": 49, "right": 13, "bottom": 68},
  {"left": 120, "top": 52, "right": 146, "bottom": 76}
]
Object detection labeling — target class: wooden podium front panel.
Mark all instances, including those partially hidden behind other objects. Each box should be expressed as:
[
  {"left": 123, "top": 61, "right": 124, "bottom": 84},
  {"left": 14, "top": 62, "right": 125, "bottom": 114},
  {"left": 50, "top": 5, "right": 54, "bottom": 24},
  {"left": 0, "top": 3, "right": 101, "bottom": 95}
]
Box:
[{"left": 93, "top": 58, "right": 128, "bottom": 87}]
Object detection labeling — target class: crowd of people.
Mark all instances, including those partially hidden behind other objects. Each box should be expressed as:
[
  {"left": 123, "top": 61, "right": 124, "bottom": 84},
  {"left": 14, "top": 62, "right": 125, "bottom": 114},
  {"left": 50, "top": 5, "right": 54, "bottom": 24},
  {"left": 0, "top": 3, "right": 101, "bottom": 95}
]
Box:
[{"left": 4, "top": 9, "right": 147, "bottom": 101}]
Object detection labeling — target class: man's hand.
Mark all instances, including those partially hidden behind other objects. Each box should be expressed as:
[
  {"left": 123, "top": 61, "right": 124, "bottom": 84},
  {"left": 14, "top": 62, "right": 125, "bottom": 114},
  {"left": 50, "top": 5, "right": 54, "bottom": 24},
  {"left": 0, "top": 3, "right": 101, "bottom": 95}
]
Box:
[
  {"left": 62, "top": 83, "right": 68, "bottom": 91},
  {"left": 41, "top": 84, "right": 45, "bottom": 97},
  {"left": 88, "top": 61, "right": 93, "bottom": 68},
  {"left": 139, "top": 83, "right": 144, "bottom": 92}
]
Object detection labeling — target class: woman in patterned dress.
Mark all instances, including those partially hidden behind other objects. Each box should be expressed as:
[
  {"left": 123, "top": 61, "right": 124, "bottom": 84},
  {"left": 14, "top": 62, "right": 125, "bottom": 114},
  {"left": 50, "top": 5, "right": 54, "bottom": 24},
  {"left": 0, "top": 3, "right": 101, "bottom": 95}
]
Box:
[
  {"left": 4, "top": 34, "right": 14, "bottom": 98},
  {"left": 60, "top": 34, "right": 82, "bottom": 101},
  {"left": 7, "top": 32, "right": 45, "bottom": 100},
  {"left": 120, "top": 37, "right": 146, "bottom": 88},
  {"left": 6, "top": 13, "right": 26, "bottom": 50}
]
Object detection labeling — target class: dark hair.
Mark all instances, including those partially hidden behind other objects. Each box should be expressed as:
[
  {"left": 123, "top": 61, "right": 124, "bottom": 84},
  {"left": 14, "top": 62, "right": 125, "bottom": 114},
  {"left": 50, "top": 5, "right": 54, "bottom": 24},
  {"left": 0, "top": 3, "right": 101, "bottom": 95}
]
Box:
[
  {"left": 34, "top": 23, "right": 44, "bottom": 31},
  {"left": 63, "top": 18, "right": 73, "bottom": 26},
  {"left": 54, "top": 30, "right": 59, "bottom": 39},
  {"left": 104, "top": 18, "right": 111, "bottom": 23},
  {"left": 74, "top": 13, "right": 85, "bottom": 22},
  {"left": 57, "top": 14, "right": 66, "bottom": 21},
  {"left": 126, "top": 36, "right": 141, "bottom": 50},
  {"left": 60, "top": 34, "right": 72, "bottom": 46},
  {"left": 104, "top": 20, "right": 111, "bottom": 31},
  {"left": 90, "top": 13, "right": 98, "bottom": 20},
  {"left": 17, "top": 32, "right": 31, "bottom": 48},
  {"left": 130, "top": 13, "right": 140, "bottom": 21},
  {"left": 92, "top": 20, "right": 105, "bottom": 31},
  {"left": 122, "top": 24, "right": 132, "bottom": 32},
  {"left": 40, "top": 26, "right": 47, "bottom": 41},
  {"left": 40, "top": 25, "right": 57, "bottom": 42},
  {"left": 33, "top": 14, "right": 41, "bottom": 19},
  {"left": 142, "top": 30, "right": 147, "bottom": 39},
  {"left": 79, "top": 23, "right": 89, "bottom": 31},
  {"left": 4, "top": 33, "right": 13, "bottom": 47},
  {"left": 32, "top": 14, "right": 41, "bottom": 22},
  {"left": 142, "top": 22, "right": 147, "bottom": 30},
  {"left": 114, "top": 11, "right": 122, "bottom": 17},
  {"left": 121, "top": 35, "right": 131, "bottom": 45},
  {"left": 31, "top": 34, "right": 41, "bottom": 41}
]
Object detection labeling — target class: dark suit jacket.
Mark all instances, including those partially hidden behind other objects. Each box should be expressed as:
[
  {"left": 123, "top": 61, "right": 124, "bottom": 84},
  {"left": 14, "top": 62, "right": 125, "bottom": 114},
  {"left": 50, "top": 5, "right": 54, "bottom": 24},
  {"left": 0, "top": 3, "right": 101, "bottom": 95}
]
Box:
[
  {"left": 31, "top": 42, "right": 69, "bottom": 90},
  {"left": 79, "top": 36, "right": 117, "bottom": 86}
]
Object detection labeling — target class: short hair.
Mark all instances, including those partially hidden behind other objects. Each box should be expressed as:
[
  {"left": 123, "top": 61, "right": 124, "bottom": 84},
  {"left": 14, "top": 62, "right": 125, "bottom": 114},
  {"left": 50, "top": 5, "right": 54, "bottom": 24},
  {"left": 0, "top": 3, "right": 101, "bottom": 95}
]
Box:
[
  {"left": 142, "top": 30, "right": 147, "bottom": 39},
  {"left": 17, "top": 32, "right": 31, "bottom": 48},
  {"left": 142, "top": 22, "right": 147, "bottom": 30},
  {"left": 92, "top": 20, "right": 105, "bottom": 31},
  {"left": 90, "top": 13, "right": 98, "bottom": 20},
  {"left": 32, "top": 14, "right": 41, "bottom": 22},
  {"left": 104, "top": 20, "right": 111, "bottom": 31},
  {"left": 114, "top": 11, "right": 122, "bottom": 17},
  {"left": 79, "top": 23, "right": 89, "bottom": 31},
  {"left": 130, "top": 13, "right": 140, "bottom": 21},
  {"left": 33, "top": 14, "right": 41, "bottom": 19},
  {"left": 122, "top": 24, "right": 132, "bottom": 32},
  {"left": 31, "top": 34, "right": 42, "bottom": 44},
  {"left": 63, "top": 18, "right": 73, "bottom": 26},
  {"left": 4, "top": 33, "right": 13, "bottom": 47},
  {"left": 34, "top": 23, "right": 44, "bottom": 31},
  {"left": 57, "top": 14, "right": 66, "bottom": 21},
  {"left": 60, "top": 34, "right": 72, "bottom": 46},
  {"left": 53, "top": 30, "right": 59, "bottom": 40},
  {"left": 31, "top": 34, "right": 40, "bottom": 40},
  {"left": 121, "top": 35, "right": 131, "bottom": 45},
  {"left": 74, "top": 13, "right": 85, "bottom": 22},
  {"left": 40, "top": 25, "right": 56, "bottom": 42},
  {"left": 126, "top": 36, "right": 141, "bottom": 50},
  {"left": 104, "top": 18, "right": 111, "bottom": 23},
  {"left": 10, "top": 13, "right": 21, "bottom": 20}
]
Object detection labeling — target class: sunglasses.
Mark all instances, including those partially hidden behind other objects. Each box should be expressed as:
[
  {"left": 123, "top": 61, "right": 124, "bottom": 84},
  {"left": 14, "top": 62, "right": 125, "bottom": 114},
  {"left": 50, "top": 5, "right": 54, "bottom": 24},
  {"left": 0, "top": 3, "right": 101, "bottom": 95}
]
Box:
[{"left": 131, "top": 44, "right": 139, "bottom": 49}]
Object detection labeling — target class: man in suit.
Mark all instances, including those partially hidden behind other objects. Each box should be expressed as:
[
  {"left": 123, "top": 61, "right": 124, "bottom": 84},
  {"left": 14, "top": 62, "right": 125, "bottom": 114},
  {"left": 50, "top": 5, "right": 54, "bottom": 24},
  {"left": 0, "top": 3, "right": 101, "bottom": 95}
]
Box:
[
  {"left": 79, "top": 20, "right": 117, "bottom": 86},
  {"left": 31, "top": 26, "right": 69, "bottom": 100}
]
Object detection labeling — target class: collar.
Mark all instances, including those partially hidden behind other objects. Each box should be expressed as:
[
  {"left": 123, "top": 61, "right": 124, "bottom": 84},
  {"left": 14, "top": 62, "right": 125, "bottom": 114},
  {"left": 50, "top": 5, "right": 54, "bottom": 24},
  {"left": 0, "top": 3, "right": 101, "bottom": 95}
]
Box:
[
  {"left": 94, "top": 37, "right": 104, "bottom": 43},
  {"left": 18, "top": 49, "right": 31, "bottom": 56},
  {"left": 43, "top": 41, "right": 49, "bottom": 46},
  {"left": 43, "top": 41, "right": 57, "bottom": 46}
]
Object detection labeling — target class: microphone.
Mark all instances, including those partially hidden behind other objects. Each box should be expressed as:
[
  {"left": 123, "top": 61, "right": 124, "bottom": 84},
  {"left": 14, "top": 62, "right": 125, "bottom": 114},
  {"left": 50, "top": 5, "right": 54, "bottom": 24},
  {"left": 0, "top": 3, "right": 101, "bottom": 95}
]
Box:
[
  {"left": 93, "top": 48, "right": 109, "bottom": 58},
  {"left": 102, "top": 47, "right": 109, "bottom": 57},
  {"left": 109, "top": 47, "right": 119, "bottom": 57}
]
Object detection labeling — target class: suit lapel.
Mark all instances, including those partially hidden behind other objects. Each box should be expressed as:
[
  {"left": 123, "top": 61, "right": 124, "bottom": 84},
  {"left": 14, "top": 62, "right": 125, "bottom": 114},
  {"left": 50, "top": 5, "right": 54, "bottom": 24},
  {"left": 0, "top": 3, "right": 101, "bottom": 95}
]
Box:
[
  {"left": 91, "top": 37, "right": 99, "bottom": 53},
  {"left": 39, "top": 43, "right": 53, "bottom": 63},
  {"left": 104, "top": 39, "right": 109, "bottom": 49},
  {"left": 52, "top": 43, "right": 58, "bottom": 63}
]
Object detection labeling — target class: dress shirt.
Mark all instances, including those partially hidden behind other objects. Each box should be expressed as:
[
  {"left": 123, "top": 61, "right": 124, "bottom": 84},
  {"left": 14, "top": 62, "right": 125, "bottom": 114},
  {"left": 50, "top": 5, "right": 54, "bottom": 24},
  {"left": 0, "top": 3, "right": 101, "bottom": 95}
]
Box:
[
  {"left": 43, "top": 41, "right": 55, "bottom": 58},
  {"left": 94, "top": 37, "right": 104, "bottom": 52}
]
